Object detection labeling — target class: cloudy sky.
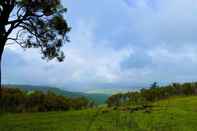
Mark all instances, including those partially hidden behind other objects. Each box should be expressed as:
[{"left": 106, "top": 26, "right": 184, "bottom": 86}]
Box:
[{"left": 2, "top": 0, "right": 197, "bottom": 93}]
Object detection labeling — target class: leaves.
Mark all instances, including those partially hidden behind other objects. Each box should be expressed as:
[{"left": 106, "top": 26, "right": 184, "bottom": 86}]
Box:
[
  {"left": 0, "top": 86, "right": 92, "bottom": 112},
  {"left": 1, "top": 0, "right": 70, "bottom": 62}
]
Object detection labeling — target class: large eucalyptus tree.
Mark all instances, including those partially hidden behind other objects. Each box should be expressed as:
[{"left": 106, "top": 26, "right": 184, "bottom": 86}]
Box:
[{"left": 0, "top": 0, "right": 71, "bottom": 89}]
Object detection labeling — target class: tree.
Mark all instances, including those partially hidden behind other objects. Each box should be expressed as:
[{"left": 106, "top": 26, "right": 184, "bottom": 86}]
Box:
[
  {"left": 150, "top": 82, "right": 158, "bottom": 89},
  {"left": 0, "top": 0, "right": 71, "bottom": 90}
]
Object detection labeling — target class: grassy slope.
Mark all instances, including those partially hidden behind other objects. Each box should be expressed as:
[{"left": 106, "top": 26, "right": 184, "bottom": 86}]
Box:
[{"left": 1, "top": 96, "right": 197, "bottom": 131}]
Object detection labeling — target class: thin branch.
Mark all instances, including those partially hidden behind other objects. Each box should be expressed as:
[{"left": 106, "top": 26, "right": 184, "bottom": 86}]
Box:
[
  {"left": 7, "top": 17, "right": 27, "bottom": 25},
  {"left": 7, "top": 37, "right": 25, "bottom": 48},
  {"left": 5, "top": 12, "right": 29, "bottom": 37},
  {"left": 16, "top": 5, "right": 25, "bottom": 18}
]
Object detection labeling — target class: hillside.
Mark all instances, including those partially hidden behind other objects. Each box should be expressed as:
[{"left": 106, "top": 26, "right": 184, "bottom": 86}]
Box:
[
  {"left": 2, "top": 85, "right": 110, "bottom": 104},
  {"left": 1, "top": 96, "right": 197, "bottom": 131}
]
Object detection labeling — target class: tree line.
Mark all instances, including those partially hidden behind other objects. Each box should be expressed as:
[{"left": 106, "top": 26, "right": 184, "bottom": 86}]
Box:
[
  {"left": 107, "top": 82, "right": 197, "bottom": 107},
  {"left": 0, "top": 87, "right": 95, "bottom": 113}
]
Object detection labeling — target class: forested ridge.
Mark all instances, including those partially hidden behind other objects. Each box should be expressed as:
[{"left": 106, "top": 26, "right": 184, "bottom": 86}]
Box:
[
  {"left": 107, "top": 82, "right": 197, "bottom": 107},
  {"left": 2, "top": 82, "right": 197, "bottom": 113},
  {"left": 3, "top": 84, "right": 109, "bottom": 104},
  {"left": 0, "top": 86, "right": 95, "bottom": 113}
]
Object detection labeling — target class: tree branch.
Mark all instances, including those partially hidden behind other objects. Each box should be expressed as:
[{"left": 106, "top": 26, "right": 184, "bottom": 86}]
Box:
[{"left": 7, "top": 37, "right": 25, "bottom": 48}]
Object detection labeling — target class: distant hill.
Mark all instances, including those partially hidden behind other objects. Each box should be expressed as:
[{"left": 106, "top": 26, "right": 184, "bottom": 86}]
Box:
[{"left": 2, "top": 85, "right": 110, "bottom": 104}]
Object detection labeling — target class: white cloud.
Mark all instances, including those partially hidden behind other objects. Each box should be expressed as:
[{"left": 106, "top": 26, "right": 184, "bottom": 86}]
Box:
[
  {"left": 2, "top": 20, "right": 133, "bottom": 89},
  {"left": 2, "top": 0, "right": 197, "bottom": 92}
]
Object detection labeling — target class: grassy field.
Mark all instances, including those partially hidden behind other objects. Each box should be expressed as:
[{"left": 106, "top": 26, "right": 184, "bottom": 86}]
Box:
[{"left": 1, "top": 96, "right": 197, "bottom": 131}]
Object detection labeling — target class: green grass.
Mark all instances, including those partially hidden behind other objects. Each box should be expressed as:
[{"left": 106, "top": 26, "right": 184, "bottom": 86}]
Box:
[{"left": 1, "top": 96, "right": 197, "bottom": 131}]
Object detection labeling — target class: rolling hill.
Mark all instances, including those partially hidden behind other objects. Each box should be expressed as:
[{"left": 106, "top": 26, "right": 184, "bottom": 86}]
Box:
[{"left": 2, "top": 84, "right": 110, "bottom": 104}]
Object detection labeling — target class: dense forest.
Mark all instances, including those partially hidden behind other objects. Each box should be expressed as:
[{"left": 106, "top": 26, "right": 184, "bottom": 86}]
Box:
[
  {"left": 0, "top": 86, "right": 95, "bottom": 113},
  {"left": 3, "top": 84, "right": 109, "bottom": 104},
  {"left": 2, "top": 82, "right": 197, "bottom": 113},
  {"left": 107, "top": 82, "right": 197, "bottom": 107}
]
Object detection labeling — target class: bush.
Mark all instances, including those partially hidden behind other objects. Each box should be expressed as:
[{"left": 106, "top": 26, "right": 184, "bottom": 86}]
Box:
[
  {"left": 107, "top": 82, "right": 197, "bottom": 107},
  {"left": 0, "top": 87, "right": 92, "bottom": 113}
]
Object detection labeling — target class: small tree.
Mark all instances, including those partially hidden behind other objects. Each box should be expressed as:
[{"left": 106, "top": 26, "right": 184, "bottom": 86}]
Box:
[
  {"left": 0, "top": 0, "right": 70, "bottom": 90},
  {"left": 151, "top": 82, "right": 158, "bottom": 89}
]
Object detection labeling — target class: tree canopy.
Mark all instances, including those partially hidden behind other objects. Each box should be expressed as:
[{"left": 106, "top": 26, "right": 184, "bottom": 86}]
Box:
[
  {"left": 0, "top": 86, "right": 93, "bottom": 112},
  {"left": 107, "top": 82, "right": 197, "bottom": 107},
  {"left": 0, "top": 0, "right": 70, "bottom": 61}
]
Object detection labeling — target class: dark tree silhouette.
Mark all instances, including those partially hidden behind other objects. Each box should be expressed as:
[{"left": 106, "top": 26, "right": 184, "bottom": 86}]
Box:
[
  {"left": 0, "top": 0, "right": 71, "bottom": 89},
  {"left": 151, "top": 82, "right": 158, "bottom": 89}
]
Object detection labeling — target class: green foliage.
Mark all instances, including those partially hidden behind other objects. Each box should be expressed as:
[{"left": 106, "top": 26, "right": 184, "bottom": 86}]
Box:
[
  {"left": 3, "top": 84, "right": 109, "bottom": 104},
  {"left": 0, "top": 87, "right": 94, "bottom": 113},
  {"left": 0, "top": 0, "right": 70, "bottom": 61},
  {"left": 1, "top": 96, "right": 197, "bottom": 131},
  {"left": 107, "top": 82, "right": 197, "bottom": 107}
]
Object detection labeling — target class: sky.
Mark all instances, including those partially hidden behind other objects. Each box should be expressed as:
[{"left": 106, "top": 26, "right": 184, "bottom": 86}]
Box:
[{"left": 2, "top": 0, "right": 197, "bottom": 93}]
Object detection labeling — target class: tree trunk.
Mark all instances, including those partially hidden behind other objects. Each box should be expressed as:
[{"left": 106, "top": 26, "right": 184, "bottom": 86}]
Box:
[
  {"left": 0, "top": 1, "right": 14, "bottom": 99},
  {"left": 0, "top": 41, "right": 4, "bottom": 85},
  {"left": 0, "top": 37, "right": 6, "bottom": 98}
]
